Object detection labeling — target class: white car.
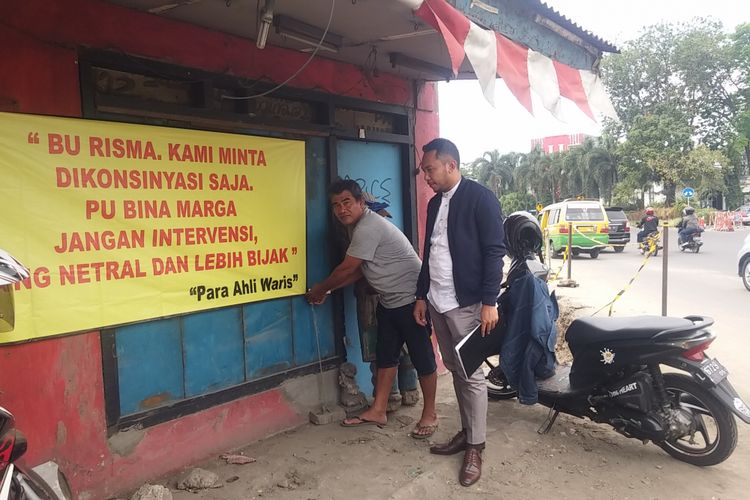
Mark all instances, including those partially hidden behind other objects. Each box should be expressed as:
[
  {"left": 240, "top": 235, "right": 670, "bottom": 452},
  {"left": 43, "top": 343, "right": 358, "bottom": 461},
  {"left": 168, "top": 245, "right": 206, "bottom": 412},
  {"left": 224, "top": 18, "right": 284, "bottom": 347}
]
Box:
[
  {"left": 737, "top": 233, "right": 750, "bottom": 291},
  {"left": 734, "top": 205, "right": 750, "bottom": 225}
]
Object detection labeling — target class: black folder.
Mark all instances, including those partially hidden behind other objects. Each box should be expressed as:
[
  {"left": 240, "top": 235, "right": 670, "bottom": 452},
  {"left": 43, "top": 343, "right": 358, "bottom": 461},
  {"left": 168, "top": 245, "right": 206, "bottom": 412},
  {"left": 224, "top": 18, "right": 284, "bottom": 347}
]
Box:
[{"left": 454, "top": 322, "right": 504, "bottom": 379}]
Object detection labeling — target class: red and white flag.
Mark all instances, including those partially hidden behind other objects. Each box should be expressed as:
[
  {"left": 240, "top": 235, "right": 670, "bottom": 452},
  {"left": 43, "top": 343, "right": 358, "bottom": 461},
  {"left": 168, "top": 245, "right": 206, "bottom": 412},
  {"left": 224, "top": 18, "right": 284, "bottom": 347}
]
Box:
[{"left": 400, "top": 0, "right": 617, "bottom": 122}]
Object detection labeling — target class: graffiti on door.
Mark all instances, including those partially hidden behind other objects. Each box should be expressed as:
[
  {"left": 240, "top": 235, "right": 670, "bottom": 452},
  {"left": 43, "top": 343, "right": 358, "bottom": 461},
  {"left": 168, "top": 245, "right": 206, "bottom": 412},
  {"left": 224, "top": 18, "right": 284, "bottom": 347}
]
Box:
[{"left": 345, "top": 175, "right": 393, "bottom": 206}]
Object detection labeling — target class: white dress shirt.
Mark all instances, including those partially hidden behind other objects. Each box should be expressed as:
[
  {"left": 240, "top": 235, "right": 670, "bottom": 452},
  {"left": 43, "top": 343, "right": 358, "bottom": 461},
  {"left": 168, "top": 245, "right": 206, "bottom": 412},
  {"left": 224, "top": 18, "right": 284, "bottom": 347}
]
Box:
[{"left": 427, "top": 178, "right": 461, "bottom": 313}]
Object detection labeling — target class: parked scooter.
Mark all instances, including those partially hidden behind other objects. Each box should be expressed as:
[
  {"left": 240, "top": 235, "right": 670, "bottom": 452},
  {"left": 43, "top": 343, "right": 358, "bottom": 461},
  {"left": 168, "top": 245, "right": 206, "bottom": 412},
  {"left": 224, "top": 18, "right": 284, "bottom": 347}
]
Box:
[
  {"left": 485, "top": 214, "right": 750, "bottom": 467},
  {"left": 0, "top": 250, "right": 72, "bottom": 500}
]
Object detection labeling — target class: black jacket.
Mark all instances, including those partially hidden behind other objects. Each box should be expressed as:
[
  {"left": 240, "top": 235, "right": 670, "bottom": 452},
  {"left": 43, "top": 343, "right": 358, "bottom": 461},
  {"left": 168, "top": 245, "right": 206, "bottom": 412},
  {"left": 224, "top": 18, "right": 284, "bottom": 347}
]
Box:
[
  {"left": 639, "top": 215, "right": 659, "bottom": 233},
  {"left": 416, "top": 178, "right": 506, "bottom": 307}
]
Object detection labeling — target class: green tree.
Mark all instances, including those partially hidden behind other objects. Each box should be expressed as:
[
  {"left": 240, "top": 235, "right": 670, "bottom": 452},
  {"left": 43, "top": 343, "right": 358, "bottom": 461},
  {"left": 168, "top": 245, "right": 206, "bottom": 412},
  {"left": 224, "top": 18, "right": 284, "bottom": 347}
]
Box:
[
  {"left": 682, "top": 146, "right": 728, "bottom": 201},
  {"left": 601, "top": 19, "right": 749, "bottom": 207},
  {"left": 499, "top": 192, "right": 537, "bottom": 213},
  {"left": 728, "top": 23, "right": 750, "bottom": 174},
  {"left": 514, "top": 147, "right": 554, "bottom": 205},
  {"left": 587, "top": 133, "right": 619, "bottom": 205},
  {"left": 619, "top": 105, "right": 693, "bottom": 205},
  {"left": 602, "top": 20, "right": 736, "bottom": 146},
  {"left": 469, "top": 150, "right": 520, "bottom": 198}
]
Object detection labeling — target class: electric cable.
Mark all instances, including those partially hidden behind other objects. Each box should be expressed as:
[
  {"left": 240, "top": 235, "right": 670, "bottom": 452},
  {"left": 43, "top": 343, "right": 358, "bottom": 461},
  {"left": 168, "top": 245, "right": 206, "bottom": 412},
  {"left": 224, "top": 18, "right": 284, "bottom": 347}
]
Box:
[
  {"left": 223, "top": 0, "right": 337, "bottom": 100},
  {"left": 310, "top": 302, "right": 330, "bottom": 413}
]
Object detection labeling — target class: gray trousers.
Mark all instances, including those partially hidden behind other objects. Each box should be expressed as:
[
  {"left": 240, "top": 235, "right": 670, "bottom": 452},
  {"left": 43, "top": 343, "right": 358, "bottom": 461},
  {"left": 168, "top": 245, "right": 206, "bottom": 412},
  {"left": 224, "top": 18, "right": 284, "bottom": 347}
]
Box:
[{"left": 429, "top": 302, "right": 487, "bottom": 445}]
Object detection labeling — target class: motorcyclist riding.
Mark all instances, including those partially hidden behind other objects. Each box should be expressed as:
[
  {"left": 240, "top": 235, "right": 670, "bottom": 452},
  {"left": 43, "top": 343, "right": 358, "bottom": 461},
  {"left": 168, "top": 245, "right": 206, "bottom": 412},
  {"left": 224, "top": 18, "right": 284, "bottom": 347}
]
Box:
[
  {"left": 677, "top": 206, "right": 702, "bottom": 246},
  {"left": 637, "top": 207, "right": 659, "bottom": 243}
]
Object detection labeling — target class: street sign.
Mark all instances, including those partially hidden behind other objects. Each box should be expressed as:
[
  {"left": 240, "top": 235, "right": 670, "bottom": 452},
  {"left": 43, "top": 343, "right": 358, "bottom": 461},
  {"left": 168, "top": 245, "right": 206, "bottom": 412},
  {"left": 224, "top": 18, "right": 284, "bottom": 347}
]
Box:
[{"left": 682, "top": 187, "right": 695, "bottom": 198}]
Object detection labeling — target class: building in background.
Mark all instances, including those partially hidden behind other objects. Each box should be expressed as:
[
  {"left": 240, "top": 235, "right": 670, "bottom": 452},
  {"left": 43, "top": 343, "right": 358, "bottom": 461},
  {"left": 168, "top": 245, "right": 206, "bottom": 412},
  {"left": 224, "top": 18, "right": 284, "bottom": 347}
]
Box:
[{"left": 531, "top": 133, "right": 591, "bottom": 154}]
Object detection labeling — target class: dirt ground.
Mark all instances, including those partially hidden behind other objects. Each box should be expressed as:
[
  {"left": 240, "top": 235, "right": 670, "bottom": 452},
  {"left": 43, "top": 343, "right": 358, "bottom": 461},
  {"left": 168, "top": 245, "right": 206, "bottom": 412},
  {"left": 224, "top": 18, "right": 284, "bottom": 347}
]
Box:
[{"left": 147, "top": 295, "right": 748, "bottom": 500}]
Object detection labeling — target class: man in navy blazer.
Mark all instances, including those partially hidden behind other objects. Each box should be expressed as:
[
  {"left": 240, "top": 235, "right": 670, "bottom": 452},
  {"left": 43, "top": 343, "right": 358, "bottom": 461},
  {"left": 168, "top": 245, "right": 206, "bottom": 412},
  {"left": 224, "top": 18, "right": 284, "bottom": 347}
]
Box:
[{"left": 413, "top": 138, "right": 506, "bottom": 487}]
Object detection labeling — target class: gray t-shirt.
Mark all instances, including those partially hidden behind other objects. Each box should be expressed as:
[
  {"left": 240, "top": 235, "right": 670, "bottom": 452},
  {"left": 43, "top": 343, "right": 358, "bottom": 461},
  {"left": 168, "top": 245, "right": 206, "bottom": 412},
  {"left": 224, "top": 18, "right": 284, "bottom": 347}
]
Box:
[{"left": 347, "top": 209, "right": 421, "bottom": 309}]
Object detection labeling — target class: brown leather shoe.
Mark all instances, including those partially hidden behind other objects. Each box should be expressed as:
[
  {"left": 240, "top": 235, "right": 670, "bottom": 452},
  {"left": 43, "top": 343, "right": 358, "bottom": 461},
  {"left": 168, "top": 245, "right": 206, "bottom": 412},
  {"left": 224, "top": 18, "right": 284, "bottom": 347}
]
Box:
[
  {"left": 459, "top": 446, "right": 483, "bottom": 487},
  {"left": 429, "top": 429, "right": 467, "bottom": 455}
]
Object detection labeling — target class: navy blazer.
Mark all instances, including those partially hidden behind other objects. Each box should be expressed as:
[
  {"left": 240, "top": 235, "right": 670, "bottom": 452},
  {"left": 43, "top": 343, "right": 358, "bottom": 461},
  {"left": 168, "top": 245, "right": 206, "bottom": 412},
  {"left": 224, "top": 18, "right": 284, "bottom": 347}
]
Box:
[{"left": 416, "top": 178, "right": 506, "bottom": 307}]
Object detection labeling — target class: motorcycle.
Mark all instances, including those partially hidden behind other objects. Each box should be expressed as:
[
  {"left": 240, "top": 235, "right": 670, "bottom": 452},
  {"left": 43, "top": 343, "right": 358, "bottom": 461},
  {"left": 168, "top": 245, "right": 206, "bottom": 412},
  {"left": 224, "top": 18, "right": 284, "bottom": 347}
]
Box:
[
  {"left": 0, "top": 250, "right": 72, "bottom": 500},
  {"left": 679, "top": 230, "right": 704, "bottom": 253},
  {"left": 485, "top": 214, "right": 750, "bottom": 467},
  {"left": 637, "top": 231, "right": 661, "bottom": 256}
]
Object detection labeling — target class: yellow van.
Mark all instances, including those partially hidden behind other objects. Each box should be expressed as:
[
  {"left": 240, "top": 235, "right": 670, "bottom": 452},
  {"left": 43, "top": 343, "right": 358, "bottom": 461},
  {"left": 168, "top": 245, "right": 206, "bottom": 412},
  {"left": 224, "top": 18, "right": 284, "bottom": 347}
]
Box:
[{"left": 540, "top": 199, "right": 609, "bottom": 259}]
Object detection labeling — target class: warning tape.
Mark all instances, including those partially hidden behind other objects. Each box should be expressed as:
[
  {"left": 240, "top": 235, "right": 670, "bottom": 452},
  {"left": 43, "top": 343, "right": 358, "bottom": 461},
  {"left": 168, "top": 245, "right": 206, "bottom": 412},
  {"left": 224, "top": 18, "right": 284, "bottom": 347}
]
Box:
[
  {"left": 572, "top": 226, "right": 612, "bottom": 247},
  {"left": 591, "top": 231, "right": 660, "bottom": 317},
  {"left": 548, "top": 245, "right": 569, "bottom": 281}
]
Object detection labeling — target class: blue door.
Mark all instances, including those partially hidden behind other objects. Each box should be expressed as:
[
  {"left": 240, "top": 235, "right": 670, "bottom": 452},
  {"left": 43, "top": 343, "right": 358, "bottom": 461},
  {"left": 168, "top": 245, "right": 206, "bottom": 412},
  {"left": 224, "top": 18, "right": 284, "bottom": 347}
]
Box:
[
  {"left": 336, "top": 140, "right": 404, "bottom": 394},
  {"left": 113, "top": 137, "right": 336, "bottom": 419}
]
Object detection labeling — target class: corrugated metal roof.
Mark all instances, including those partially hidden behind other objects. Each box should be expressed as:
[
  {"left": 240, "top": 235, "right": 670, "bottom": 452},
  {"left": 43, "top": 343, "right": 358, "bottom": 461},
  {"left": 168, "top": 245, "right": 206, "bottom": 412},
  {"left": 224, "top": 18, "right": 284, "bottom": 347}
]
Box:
[{"left": 527, "top": 0, "right": 620, "bottom": 53}]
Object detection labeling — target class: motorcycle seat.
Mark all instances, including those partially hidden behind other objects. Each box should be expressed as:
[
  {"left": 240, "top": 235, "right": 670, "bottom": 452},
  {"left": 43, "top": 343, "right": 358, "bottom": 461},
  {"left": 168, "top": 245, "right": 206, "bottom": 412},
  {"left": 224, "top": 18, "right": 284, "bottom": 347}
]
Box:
[{"left": 566, "top": 315, "right": 694, "bottom": 348}]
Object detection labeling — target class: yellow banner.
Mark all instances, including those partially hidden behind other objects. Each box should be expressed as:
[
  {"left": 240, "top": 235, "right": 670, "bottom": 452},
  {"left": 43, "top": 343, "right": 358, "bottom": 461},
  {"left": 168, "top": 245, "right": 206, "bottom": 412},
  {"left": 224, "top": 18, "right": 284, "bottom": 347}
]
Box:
[{"left": 0, "top": 112, "right": 306, "bottom": 344}]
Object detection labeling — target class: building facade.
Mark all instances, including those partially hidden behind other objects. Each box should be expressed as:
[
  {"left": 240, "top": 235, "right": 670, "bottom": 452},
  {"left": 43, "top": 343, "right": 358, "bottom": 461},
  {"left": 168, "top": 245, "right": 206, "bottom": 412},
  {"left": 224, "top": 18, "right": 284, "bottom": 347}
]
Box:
[{"left": 0, "top": 1, "right": 613, "bottom": 497}]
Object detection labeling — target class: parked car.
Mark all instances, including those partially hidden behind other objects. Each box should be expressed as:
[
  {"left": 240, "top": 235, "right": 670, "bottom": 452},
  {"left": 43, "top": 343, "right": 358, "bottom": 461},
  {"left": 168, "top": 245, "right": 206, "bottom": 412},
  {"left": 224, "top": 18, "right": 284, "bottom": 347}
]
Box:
[
  {"left": 540, "top": 199, "right": 609, "bottom": 259},
  {"left": 737, "top": 233, "right": 750, "bottom": 291},
  {"left": 604, "top": 206, "right": 630, "bottom": 253},
  {"left": 733, "top": 205, "right": 750, "bottom": 225}
]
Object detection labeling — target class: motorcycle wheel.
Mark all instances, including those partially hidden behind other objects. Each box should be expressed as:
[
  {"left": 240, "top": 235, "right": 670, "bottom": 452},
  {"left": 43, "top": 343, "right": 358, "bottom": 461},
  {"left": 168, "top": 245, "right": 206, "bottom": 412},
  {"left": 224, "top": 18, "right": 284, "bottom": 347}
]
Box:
[
  {"left": 693, "top": 245, "right": 700, "bottom": 253},
  {"left": 658, "top": 373, "right": 737, "bottom": 466},
  {"left": 484, "top": 358, "right": 517, "bottom": 400}
]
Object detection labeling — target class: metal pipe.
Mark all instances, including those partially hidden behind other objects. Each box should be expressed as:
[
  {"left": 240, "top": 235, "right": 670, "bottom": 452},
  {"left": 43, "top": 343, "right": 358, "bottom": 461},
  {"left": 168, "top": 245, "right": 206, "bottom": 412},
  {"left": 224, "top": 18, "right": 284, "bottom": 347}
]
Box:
[
  {"left": 567, "top": 222, "right": 573, "bottom": 280},
  {"left": 661, "top": 223, "right": 669, "bottom": 316}
]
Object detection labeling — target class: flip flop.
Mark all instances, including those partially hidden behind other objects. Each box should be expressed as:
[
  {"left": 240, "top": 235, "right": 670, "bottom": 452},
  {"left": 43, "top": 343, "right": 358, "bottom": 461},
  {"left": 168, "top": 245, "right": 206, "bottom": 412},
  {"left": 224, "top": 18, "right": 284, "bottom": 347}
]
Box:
[
  {"left": 410, "top": 422, "right": 438, "bottom": 440},
  {"left": 341, "top": 416, "right": 386, "bottom": 428}
]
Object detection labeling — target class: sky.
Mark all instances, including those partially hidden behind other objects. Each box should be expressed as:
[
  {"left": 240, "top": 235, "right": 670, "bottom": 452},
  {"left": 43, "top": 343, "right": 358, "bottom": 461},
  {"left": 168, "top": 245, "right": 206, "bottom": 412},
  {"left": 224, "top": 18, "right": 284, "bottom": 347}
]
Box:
[{"left": 438, "top": 0, "right": 750, "bottom": 164}]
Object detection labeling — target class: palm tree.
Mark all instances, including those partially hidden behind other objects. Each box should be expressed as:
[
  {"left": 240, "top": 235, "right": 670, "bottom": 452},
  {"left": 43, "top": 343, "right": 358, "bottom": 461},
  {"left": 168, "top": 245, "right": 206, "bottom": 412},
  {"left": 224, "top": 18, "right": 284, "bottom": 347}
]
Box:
[
  {"left": 514, "top": 148, "right": 538, "bottom": 196},
  {"left": 469, "top": 150, "right": 519, "bottom": 198},
  {"left": 563, "top": 147, "right": 585, "bottom": 198},
  {"left": 587, "top": 136, "right": 619, "bottom": 205}
]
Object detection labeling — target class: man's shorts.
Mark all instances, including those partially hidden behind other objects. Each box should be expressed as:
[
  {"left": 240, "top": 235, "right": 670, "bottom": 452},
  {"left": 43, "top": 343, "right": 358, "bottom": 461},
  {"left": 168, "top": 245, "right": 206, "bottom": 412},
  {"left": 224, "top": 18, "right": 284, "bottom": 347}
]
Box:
[{"left": 375, "top": 302, "right": 437, "bottom": 376}]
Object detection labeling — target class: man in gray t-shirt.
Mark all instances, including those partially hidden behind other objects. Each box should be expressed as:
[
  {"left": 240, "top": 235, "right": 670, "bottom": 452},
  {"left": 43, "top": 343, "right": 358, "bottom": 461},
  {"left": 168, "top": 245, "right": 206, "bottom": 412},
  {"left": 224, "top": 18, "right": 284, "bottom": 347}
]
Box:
[
  {"left": 307, "top": 179, "right": 438, "bottom": 437},
  {"left": 346, "top": 209, "right": 421, "bottom": 309}
]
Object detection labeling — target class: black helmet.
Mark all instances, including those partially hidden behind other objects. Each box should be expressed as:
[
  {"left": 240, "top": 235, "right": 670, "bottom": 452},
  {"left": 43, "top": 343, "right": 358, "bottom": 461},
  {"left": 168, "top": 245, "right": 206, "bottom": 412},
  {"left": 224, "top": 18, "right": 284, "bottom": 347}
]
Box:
[
  {"left": 684, "top": 207, "right": 695, "bottom": 215},
  {"left": 503, "top": 211, "right": 543, "bottom": 260}
]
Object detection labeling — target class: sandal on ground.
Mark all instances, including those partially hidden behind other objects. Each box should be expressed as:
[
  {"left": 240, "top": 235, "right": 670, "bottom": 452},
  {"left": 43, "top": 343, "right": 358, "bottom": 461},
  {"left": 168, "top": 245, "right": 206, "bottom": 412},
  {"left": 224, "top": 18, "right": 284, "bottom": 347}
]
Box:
[
  {"left": 410, "top": 422, "right": 438, "bottom": 440},
  {"left": 341, "top": 416, "right": 386, "bottom": 428}
]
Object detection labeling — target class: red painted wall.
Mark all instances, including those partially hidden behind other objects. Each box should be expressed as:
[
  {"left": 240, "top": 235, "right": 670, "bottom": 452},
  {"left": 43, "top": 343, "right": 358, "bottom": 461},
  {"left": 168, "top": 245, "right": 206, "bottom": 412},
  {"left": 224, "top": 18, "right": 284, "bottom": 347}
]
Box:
[
  {"left": 0, "top": 1, "right": 439, "bottom": 498},
  {"left": 414, "top": 82, "right": 440, "bottom": 255}
]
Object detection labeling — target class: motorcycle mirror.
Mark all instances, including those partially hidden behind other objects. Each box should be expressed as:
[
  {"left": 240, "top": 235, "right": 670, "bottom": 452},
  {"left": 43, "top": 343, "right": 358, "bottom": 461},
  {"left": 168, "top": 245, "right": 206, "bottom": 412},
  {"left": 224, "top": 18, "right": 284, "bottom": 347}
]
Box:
[
  {"left": 9, "top": 430, "right": 28, "bottom": 462},
  {"left": 0, "top": 249, "right": 29, "bottom": 333}
]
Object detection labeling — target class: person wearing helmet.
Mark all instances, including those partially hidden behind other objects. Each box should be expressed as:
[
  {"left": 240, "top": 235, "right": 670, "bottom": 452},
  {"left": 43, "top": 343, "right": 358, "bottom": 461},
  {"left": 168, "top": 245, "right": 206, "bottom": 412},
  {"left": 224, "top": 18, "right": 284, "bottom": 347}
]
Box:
[
  {"left": 637, "top": 207, "right": 659, "bottom": 243},
  {"left": 678, "top": 206, "right": 701, "bottom": 246}
]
